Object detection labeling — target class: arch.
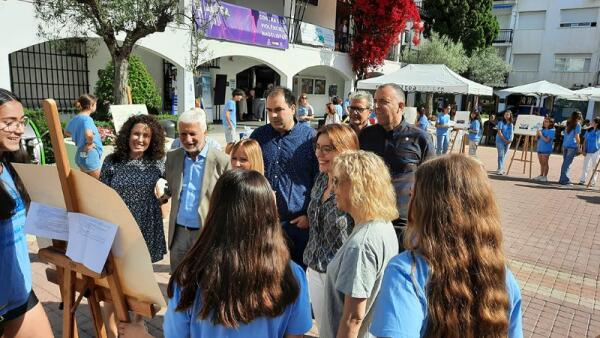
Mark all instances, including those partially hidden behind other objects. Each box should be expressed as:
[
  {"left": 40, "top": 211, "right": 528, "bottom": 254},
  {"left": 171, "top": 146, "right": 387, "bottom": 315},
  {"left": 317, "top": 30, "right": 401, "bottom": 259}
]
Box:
[{"left": 292, "top": 64, "right": 353, "bottom": 82}]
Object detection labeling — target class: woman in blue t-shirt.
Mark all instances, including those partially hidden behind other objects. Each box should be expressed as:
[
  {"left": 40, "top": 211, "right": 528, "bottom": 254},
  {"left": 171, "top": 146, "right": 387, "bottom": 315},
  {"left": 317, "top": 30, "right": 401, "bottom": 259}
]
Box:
[
  {"left": 468, "top": 110, "right": 482, "bottom": 156},
  {"left": 495, "top": 110, "right": 514, "bottom": 175},
  {"left": 65, "top": 94, "right": 103, "bottom": 179},
  {"left": 579, "top": 117, "right": 600, "bottom": 186},
  {"left": 0, "top": 88, "right": 53, "bottom": 337},
  {"left": 370, "top": 154, "right": 523, "bottom": 338},
  {"left": 416, "top": 107, "right": 430, "bottom": 131},
  {"left": 559, "top": 111, "right": 583, "bottom": 185},
  {"left": 118, "top": 170, "right": 312, "bottom": 338},
  {"left": 534, "top": 117, "right": 555, "bottom": 182}
]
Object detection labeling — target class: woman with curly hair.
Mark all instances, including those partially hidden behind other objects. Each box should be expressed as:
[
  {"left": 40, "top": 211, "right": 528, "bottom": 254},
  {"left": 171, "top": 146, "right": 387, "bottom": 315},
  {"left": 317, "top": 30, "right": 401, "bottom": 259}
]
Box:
[
  {"left": 100, "top": 114, "right": 167, "bottom": 262},
  {"left": 321, "top": 150, "right": 398, "bottom": 338},
  {"left": 370, "top": 154, "right": 523, "bottom": 338}
]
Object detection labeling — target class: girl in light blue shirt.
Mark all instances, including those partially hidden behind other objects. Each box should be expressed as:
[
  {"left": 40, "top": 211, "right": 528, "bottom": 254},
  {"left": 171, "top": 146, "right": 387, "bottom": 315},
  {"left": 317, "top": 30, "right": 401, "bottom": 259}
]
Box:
[
  {"left": 559, "top": 111, "right": 583, "bottom": 185},
  {"left": 534, "top": 117, "right": 555, "bottom": 182},
  {"left": 468, "top": 111, "right": 482, "bottom": 156},
  {"left": 579, "top": 117, "right": 600, "bottom": 186},
  {"left": 118, "top": 170, "right": 312, "bottom": 338},
  {"left": 370, "top": 154, "right": 523, "bottom": 338},
  {"left": 495, "top": 110, "right": 514, "bottom": 175}
]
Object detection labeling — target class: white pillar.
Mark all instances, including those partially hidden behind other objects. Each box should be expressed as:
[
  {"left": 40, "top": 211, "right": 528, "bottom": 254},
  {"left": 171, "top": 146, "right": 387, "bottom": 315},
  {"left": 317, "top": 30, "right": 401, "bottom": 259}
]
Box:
[
  {"left": 586, "top": 100, "right": 595, "bottom": 120},
  {"left": 176, "top": 67, "right": 196, "bottom": 115},
  {"left": 283, "top": 74, "right": 292, "bottom": 89},
  {"left": 407, "top": 92, "right": 416, "bottom": 107},
  {"left": 0, "top": 56, "right": 11, "bottom": 90},
  {"left": 454, "top": 94, "right": 463, "bottom": 109}
]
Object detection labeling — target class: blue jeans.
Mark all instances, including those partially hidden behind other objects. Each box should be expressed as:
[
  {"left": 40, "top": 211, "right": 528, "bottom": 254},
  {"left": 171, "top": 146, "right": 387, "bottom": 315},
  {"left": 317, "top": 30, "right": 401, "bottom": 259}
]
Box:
[
  {"left": 436, "top": 134, "right": 449, "bottom": 155},
  {"left": 496, "top": 142, "right": 510, "bottom": 171},
  {"left": 559, "top": 147, "right": 577, "bottom": 184}
]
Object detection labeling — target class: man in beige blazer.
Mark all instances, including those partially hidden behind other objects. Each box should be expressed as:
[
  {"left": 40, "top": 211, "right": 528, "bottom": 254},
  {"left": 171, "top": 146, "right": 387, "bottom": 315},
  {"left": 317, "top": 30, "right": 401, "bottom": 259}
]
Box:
[{"left": 163, "top": 108, "right": 230, "bottom": 273}]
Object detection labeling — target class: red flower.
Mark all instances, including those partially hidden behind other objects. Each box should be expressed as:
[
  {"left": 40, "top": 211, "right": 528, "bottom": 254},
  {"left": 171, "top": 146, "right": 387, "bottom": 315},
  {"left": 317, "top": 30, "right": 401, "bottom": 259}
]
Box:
[{"left": 350, "top": 0, "right": 421, "bottom": 78}]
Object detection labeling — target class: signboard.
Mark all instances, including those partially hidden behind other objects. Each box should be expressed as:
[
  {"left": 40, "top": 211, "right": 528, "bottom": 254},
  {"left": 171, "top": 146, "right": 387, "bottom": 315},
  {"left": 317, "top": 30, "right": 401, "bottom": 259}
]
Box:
[
  {"left": 453, "top": 111, "right": 471, "bottom": 130},
  {"left": 195, "top": 0, "right": 288, "bottom": 50},
  {"left": 299, "top": 22, "right": 335, "bottom": 49},
  {"left": 515, "top": 114, "right": 545, "bottom": 136},
  {"left": 109, "top": 104, "right": 148, "bottom": 134}
]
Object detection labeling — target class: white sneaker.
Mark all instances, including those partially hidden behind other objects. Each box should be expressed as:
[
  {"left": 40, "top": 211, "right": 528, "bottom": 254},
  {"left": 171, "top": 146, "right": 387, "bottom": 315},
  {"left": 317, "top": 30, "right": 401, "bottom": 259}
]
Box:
[
  {"left": 496, "top": 170, "right": 504, "bottom": 175},
  {"left": 533, "top": 175, "right": 543, "bottom": 181},
  {"left": 540, "top": 176, "right": 548, "bottom": 182}
]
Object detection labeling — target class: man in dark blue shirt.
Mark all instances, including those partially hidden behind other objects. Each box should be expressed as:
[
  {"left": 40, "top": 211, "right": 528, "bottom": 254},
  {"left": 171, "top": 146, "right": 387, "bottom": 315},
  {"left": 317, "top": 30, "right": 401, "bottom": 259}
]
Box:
[
  {"left": 359, "top": 83, "right": 434, "bottom": 251},
  {"left": 250, "top": 87, "right": 318, "bottom": 269}
]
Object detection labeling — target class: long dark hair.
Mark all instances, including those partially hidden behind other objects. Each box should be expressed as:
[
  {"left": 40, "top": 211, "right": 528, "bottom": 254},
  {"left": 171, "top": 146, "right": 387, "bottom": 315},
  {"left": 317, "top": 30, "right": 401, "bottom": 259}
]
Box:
[
  {"left": 566, "top": 110, "right": 583, "bottom": 133},
  {"left": 168, "top": 170, "right": 299, "bottom": 328},
  {"left": 0, "top": 88, "right": 31, "bottom": 220},
  {"left": 113, "top": 114, "right": 165, "bottom": 162}
]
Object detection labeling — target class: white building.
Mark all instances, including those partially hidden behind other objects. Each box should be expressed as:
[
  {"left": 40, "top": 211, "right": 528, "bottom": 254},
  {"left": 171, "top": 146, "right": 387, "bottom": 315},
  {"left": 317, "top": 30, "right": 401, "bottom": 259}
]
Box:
[
  {"left": 0, "top": 0, "right": 406, "bottom": 122},
  {"left": 493, "top": 0, "right": 600, "bottom": 119}
]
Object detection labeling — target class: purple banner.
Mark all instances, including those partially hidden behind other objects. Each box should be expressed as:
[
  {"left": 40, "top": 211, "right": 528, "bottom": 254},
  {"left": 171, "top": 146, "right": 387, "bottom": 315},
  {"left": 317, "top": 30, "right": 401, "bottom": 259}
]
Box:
[{"left": 195, "top": 0, "right": 289, "bottom": 50}]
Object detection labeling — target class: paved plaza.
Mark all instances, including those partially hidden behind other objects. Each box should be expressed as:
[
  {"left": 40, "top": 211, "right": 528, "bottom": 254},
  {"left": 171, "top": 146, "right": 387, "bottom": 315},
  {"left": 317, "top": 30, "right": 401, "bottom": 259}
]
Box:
[{"left": 29, "top": 128, "right": 600, "bottom": 338}]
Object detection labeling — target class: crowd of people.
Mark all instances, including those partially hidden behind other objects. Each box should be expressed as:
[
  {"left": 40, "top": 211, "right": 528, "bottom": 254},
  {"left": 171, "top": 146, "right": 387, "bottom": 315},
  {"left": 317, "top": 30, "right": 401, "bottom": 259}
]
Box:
[{"left": 2, "top": 76, "right": 599, "bottom": 336}]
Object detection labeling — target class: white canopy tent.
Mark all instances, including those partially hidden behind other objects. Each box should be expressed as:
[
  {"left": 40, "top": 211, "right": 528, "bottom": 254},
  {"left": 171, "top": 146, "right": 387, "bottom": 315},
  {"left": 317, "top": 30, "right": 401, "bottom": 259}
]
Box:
[
  {"left": 496, "top": 80, "right": 583, "bottom": 115},
  {"left": 356, "top": 64, "right": 493, "bottom": 96},
  {"left": 574, "top": 87, "right": 600, "bottom": 120}
]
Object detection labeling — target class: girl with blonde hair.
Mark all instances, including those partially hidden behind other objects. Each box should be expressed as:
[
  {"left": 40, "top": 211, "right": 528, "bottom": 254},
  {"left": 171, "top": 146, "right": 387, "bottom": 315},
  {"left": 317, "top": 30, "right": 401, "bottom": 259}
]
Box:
[
  {"left": 229, "top": 138, "right": 264, "bottom": 175},
  {"left": 371, "top": 154, "right": 523, "bottom": 338},
  {"left": 321, "top": 150, "right": 398, "bottom": 338}
]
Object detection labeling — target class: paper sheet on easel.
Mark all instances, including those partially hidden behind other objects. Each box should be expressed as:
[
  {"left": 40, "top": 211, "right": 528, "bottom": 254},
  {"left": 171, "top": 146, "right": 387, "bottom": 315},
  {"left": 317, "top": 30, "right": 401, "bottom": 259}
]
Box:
[
  {"left": 25, "top": 202, "right": 69, "bottom": 241},
  {"left": 66, "top": 213, "right": 118, "bottom": 274}
]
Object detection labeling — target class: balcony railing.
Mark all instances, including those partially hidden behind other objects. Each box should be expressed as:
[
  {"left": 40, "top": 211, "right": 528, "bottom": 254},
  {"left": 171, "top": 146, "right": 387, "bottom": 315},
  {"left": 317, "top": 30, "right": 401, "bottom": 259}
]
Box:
[
  {"left": 494, "top": 29, "right": 513, "bottom": 43},
  {"left": 286, "top": 17, "right": 353, "bottom": 53}
]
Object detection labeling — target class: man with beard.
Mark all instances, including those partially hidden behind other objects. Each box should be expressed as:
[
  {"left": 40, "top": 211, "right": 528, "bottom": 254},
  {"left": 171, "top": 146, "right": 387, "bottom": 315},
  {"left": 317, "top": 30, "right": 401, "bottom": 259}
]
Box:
[
  {"left": 250, "top": 87, "right": 318, "bottom": 269},
  {"left": 162, "top": 108, "right": 230, "bottom": 272}
]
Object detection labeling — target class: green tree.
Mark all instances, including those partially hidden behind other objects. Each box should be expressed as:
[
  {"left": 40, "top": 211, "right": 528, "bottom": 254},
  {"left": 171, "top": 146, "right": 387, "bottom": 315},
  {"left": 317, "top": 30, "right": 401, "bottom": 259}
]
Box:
[
  {"left": 34, "top": 0, "right": 209, "bottom": 105},
  {"left": 468, "top": 47, "right": 511, "bottom": 87},
  {"left": 402, "top": 32, "right": 469, "bottom": 73},
  {"left": 423, "top": 0, "right": 498, "bottom": 54},
  {"left": 95, "top": 55, "right": 162, "bottom": 117}
]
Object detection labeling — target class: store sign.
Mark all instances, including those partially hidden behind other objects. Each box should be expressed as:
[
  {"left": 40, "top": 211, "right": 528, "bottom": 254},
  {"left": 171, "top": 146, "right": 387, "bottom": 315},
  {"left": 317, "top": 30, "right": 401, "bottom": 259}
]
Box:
[
  {"left": 299, "top": 22, "right": 335, "bottom": 49},
  {"left": 195, "top": 0, "right": 289, "bottom": 50}
]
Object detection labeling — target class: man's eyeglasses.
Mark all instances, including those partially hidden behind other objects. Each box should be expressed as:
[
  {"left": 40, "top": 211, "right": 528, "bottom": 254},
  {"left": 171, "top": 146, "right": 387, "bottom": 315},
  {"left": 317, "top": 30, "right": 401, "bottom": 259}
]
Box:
[
  {"left": 348, "top": 107, "right": 369, "bottom": 114},
  {"left": 0, "top": 117, "right": 29, "bottom": 132},
  {"left": 314, "top": 143, "right": 336, "bottom": 154}
]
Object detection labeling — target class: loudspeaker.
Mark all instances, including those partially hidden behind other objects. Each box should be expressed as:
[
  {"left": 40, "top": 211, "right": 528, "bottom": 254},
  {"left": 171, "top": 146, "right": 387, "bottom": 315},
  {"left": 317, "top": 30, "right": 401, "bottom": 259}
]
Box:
[{"left": 214, "top": 74, "right": 227, "bottom": 106}]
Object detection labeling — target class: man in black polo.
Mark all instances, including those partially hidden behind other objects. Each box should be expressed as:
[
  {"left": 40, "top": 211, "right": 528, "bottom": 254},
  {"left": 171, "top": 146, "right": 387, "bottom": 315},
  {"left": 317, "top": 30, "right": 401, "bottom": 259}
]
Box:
[{"left": 359, "top": 83, "right": 434, "bottom": 251}]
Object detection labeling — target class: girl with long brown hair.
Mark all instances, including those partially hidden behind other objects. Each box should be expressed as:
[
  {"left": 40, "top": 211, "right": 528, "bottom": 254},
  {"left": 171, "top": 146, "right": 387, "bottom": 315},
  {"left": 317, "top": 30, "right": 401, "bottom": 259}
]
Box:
[
  {"left": 119, "top": 169, "right": 312, "bottom": 338},
  {"left": 559, "top": 110, "right": 583, "bottom": 185},
  {"left": 371, "top": 154, "right": 523, "bottom": 338}
]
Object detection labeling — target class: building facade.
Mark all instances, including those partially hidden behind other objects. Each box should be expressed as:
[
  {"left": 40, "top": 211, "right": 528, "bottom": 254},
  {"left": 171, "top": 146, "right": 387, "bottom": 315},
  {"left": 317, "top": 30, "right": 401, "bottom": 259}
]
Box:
[{"left": 0, "top": 0, "right": 404, "bottom": 121}]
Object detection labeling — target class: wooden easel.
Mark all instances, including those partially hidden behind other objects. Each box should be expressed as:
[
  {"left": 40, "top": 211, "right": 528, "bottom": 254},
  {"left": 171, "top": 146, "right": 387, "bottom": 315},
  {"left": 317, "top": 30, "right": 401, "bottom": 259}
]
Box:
[
  {"left": 38, "top": 99, "right": 157, "bottom": 338},
  {"left": 449, "top": 129, "right": 468, "bottom": 154},
  {"left": 506, "top": 134, "right": 535, "bottom": 178},
  {"left": 587, "top": 157, "right": 600, "bottom": 188}
]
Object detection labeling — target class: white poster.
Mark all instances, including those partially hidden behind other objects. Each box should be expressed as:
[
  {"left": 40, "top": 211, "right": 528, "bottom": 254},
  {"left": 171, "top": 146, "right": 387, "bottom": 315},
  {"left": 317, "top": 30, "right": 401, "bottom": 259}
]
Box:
[
  {"left": 515, "top": 114, "right": 545, "bottom": 136},
  {"left": 404, "top": 107, "right": 418, "bottom": 125},
  {"left": 300, "top": 22, "right": 335, "bottom": 49},
  {"left": 453, "top": 111, "right": 470, "bottom": 130},
  {"left": 109, "top": 104, "right": 148, "bottom": 134}
]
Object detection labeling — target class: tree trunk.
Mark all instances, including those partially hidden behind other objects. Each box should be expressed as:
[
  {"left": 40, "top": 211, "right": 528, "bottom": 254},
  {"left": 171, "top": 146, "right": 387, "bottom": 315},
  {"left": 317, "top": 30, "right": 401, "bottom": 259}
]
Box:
[
  {"left": 112, "top": 55, "right": 129, "bottom": 105},
  {"left": 426, "top": 93, "right": 434, "bottom": 115}
]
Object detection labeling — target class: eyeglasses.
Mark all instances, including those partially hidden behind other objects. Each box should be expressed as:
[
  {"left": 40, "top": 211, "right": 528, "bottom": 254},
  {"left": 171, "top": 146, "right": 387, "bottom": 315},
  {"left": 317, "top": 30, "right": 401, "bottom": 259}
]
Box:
[
  {"left": 0, "top": 116, "right": 29, "bottom": 132},
  {"left": 314, "top": 143, "right": 336, "bottom": 154},
  {"left": 348, "top": 106, "right": 369, "bottom": 114},
  {"left": 300, "top": 96, "right": 307, "bottom": 99}
]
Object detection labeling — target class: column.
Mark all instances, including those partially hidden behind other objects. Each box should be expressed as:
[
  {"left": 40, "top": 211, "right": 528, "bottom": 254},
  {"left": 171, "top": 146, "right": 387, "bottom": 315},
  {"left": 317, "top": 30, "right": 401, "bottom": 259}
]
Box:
[
  {"left": 0, "top": 56, "right": 11, "bottom": 90},
  {"left": 176, "top": 67, "right": 196, "bottom": 115},
  {"left": 586, "top": 100, "right": 595, "bottom": 120}
]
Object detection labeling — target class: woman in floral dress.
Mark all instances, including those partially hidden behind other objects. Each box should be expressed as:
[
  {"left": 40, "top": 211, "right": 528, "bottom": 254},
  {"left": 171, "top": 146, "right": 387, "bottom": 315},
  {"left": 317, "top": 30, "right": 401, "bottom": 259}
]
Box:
[{"left": 100, "top": 115, "right": 167, "bottom": 262}]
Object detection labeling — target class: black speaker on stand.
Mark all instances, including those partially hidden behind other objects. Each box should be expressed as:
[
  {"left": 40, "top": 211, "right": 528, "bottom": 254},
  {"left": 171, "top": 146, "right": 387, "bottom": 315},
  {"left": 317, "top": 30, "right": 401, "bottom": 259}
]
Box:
[{"left": 213, "top": 74, "right": 227, "bottom": 123}]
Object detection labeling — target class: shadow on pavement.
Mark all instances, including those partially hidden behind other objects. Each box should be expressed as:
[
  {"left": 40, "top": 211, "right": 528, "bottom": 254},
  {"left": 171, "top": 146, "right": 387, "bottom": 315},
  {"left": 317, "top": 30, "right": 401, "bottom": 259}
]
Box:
[{"left": 576, "top": 195, "right": 600, "bottom": 204}]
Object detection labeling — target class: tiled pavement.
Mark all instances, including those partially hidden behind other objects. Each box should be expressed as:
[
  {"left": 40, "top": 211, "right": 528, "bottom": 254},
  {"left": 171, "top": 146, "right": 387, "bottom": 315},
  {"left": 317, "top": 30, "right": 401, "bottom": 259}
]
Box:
[{"left": 29, "top": 135, "right": 600, "bottom": 337}]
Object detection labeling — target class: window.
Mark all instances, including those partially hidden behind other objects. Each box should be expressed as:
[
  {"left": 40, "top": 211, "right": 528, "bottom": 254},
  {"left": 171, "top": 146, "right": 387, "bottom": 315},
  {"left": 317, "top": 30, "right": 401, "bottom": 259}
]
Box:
[
  {"left": 560, "top": 8, "right": 598, "bottom": 28},
  {"left": 554, "top": 54, "right": 592, "bottom": 72},
  {"left": 517, "top": 11, "right": 546, "bottom": 30},
  {"left": 512, "top": 54, "right": 540, "bottom": 71}
]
